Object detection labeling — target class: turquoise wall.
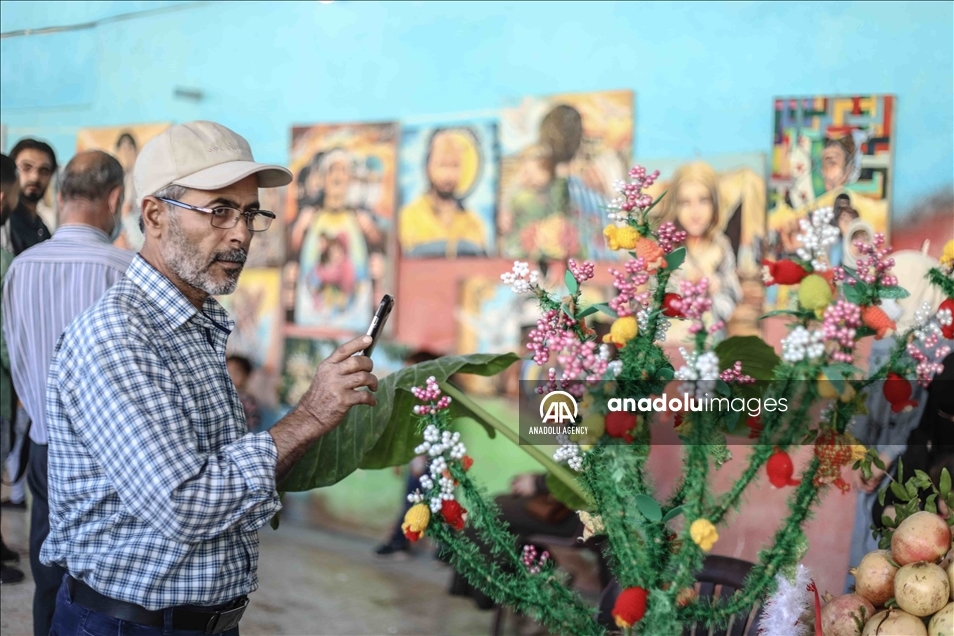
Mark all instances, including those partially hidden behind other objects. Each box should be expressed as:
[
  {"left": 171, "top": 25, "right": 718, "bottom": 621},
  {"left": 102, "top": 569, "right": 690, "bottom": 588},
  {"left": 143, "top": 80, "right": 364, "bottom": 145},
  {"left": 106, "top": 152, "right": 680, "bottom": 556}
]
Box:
[
  {"left": 2, "top": 0, "right": 952, "bottom": 534},
  {"left": 2, "top": 1, "right": 952, "bottom": 210}
]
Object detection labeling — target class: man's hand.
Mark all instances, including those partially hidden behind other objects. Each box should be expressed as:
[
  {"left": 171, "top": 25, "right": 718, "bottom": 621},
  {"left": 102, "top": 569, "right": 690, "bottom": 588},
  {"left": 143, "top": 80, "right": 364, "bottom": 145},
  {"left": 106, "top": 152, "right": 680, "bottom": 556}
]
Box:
[
  {"left": 299, "top": 335, "right": 379, "bottom": 434},
  {"left": 270, "top": 335, "right": 379, "bottom": 480}
]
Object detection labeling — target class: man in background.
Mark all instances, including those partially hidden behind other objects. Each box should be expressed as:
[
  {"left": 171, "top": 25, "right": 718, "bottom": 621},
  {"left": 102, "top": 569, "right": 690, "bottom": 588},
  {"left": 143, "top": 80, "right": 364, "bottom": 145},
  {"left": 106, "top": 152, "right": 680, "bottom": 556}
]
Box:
[
  {"left": 4, "top": 139, "right": 56, "bottom": 255},
  {"left": 2, "top": 150, "right": 134, "bottom": 634},
  {"left": 0, "top": 138, "right": 58, "bottom": 514},
  {"left": 0, "top": 153, "right": 26, "bottom": 585}
]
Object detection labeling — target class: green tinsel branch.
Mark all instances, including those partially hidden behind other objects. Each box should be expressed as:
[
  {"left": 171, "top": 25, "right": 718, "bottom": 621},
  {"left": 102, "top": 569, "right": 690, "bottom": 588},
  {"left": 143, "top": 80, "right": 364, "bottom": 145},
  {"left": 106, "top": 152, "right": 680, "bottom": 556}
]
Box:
[
  {"left": 927, "top": 266, "right": 954, "bottom": 299},
  {"left": 429, "top": 521, "right": 604, "bottom": 636},
  {"left": 710, "top": 373, "right": 814, "bottom": 525},
  {"left": 452, "top": 462, "right": 598, "bottom": 617},
  {"left": 658, "top": 418, "right": 712, "bottom": 620},
  {"left": 579, "top": 446, "right": 649, "bottom": 588},
  {"left": 441, "top": 464, "right": 601, "bottom": 635},
  {"left": 678, "top": 457, "right": 823, "bottom": 626}
]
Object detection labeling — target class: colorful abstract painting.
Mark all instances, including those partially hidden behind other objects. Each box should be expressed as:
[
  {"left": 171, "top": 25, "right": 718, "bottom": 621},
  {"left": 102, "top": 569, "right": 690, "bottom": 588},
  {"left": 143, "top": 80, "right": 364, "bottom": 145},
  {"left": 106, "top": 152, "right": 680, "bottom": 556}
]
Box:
[
  {"left": 76, "top": 122, "right": 171, "bottom": 251},
  {"left": 766, "top": 95, "right": 895, "bottom": 310},
  {"left": 216, "top": 268, "right": 283, "bottom": 371},
  {"left": 643, "top": 153, "right": 767, "bottom": 338},
  {"left": 285, "top": 122, "right": 397, "bottom": 334},
  {"left": 398, "top": 119, "right": 498, "bottom": 258},
  {"left": 499, "top": 90, "right": 633, "bottom": 262}
]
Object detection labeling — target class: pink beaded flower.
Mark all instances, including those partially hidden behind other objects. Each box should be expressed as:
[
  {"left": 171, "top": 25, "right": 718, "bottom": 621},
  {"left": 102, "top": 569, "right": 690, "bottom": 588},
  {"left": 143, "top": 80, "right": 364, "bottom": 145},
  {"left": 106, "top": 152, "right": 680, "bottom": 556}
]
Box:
[
  {"left": 609, "top": 257, "right": 651, "bottom": 317},
  {"left": 521, "top": 544, "right": 550, "bottom": 575},
  {"left": 607, "top": 165, "right": 661, "bottom": 220},
  {"left": 719, "top": 361, "right": 755, "bottom": 385},
  {"left": 568, "top": 259, "right": 595, "bottom": 284},
  {"left": 657, "top": 222, "right": 687, "bottom": 255},
  {"left": 411, "top": 376, "right": 452, "bottom": 415},
  {"left": 850, "top": 233, "right": 897, "bottom": 287},
  {"left": 671, "top": 279, "right": 714, "bottom": 334},
  {"left": 527, "top": 309, "right": 579, "bottom": 366},
  {"left": 821, "top": 300, "right": 862, "bottom": 363}
]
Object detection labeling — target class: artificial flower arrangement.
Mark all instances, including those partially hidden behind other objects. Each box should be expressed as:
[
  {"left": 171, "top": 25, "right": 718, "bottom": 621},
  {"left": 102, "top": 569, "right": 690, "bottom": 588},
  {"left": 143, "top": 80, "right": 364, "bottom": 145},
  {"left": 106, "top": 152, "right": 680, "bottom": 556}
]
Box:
[{"left": 388, "top": 166, "right": 954, "bottom": 636}]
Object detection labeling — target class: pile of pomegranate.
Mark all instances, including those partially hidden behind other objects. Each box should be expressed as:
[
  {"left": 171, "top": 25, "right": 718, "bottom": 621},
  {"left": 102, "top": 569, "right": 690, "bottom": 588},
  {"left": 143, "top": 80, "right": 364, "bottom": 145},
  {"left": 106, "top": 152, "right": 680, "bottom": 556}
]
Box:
[{"left": 821, "top": 512, "right": 953, "bottom": 636}]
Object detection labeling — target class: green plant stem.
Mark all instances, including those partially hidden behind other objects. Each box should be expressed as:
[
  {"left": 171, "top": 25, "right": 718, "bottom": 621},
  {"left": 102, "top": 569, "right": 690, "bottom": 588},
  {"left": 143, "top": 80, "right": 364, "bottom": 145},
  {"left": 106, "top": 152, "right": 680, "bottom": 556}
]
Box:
[
  {"left": 439, "top": 382, "right": 589, "bottom": 503},
  {"left": 579, "top": 446, "right": 647, "bottom": 587}
]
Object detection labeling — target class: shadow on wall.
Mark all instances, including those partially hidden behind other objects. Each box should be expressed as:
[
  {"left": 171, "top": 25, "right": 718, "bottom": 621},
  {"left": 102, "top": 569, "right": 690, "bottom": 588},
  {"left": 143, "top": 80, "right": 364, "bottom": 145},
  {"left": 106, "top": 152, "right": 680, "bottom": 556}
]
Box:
[{"left": 891, "top": 188, "right": 954, "bottom": 258}]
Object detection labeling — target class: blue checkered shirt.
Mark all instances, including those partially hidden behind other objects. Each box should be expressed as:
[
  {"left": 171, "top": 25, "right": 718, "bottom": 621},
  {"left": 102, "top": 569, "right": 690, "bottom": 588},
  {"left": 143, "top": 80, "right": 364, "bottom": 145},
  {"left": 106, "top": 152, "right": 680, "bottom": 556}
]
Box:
[{"left": 41, "top": 255, "right": 282, "bottom": 610}]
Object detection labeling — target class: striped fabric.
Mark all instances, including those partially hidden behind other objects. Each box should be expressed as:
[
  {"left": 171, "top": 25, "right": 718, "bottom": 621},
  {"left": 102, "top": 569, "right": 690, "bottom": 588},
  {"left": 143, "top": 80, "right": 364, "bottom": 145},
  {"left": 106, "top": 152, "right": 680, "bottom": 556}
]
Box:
[
  {"left": 1, "top": 224, "right": 135, "bottom": 444},
  {"left": 41, "top": 254, "right": 281, "bottom": 610}
]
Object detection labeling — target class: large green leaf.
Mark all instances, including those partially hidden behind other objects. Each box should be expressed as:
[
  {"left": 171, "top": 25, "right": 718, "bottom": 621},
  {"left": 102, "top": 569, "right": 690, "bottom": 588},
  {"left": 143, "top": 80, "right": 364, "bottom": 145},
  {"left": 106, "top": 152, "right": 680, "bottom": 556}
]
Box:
[
  {"left": 565, "top": 269, "right": 579, "bottom": 295},
  {"left": 545, "top": 472, "right": 591, "bottom": 511},
  {"left": 714, "top": 335, "right": 781, "bottom": 400},
  {"left": 278, "top": 353, "right": 520, "bottom": 491}
]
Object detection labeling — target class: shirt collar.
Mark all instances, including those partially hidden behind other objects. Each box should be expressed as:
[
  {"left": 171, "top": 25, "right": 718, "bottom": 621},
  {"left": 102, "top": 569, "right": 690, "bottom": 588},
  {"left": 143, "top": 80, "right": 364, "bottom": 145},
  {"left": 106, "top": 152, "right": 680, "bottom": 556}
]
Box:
[
  {"left": 125, "top": 255, "right": 233, "bottom": 331},
  {"left": 52, "top": 223, "right": 111, "bottom": 244}
]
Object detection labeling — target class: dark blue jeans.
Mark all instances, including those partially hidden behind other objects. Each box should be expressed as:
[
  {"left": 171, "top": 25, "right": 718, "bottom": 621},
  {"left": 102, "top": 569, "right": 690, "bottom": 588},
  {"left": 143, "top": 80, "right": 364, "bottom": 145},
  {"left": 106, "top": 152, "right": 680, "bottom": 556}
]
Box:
[{"left": 50, "top": 579, "right": 239, "bottom": 636}]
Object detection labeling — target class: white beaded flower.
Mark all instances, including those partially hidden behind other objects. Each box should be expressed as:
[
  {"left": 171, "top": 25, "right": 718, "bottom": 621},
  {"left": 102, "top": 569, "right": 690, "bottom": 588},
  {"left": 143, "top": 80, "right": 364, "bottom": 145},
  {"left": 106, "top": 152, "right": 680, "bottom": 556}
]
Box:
[
  {"left": 501, "top": 261, "right": 540, "bottom": 294},
  {"left": 795, "top": 207, "right": 840, "bottom": 271},
  {"left": 674, "top": 349, "right": 720, "bottom": 398},
  {"left": 781, "top": 326, "right": 826, "bottom": 362}
]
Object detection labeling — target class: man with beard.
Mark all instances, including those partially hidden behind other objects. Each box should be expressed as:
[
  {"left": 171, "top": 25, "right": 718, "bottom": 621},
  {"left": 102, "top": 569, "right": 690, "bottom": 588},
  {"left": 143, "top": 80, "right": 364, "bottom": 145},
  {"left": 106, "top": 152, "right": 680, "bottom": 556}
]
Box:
[
  {"left": 4, "top": 139, "right": 56, "bottom": 255},
  {"left": 43, "top": 121, "right": 378, "bottom": 636},
  {"left": 2, "top": 150, "right": 133, "bottom": 633},
  {"left": 399, "top": 128, "right": 487, "bottom": 258},
  {"left": 0, "top": 153, "right": 27, "bottom": 586}
]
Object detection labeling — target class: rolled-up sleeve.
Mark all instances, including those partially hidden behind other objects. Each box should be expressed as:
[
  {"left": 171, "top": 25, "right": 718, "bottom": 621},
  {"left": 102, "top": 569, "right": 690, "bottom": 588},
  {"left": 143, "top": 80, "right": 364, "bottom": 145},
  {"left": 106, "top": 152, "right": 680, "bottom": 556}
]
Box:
[{"left": 55, "top": 329, "right": 281, "bottom": 545}]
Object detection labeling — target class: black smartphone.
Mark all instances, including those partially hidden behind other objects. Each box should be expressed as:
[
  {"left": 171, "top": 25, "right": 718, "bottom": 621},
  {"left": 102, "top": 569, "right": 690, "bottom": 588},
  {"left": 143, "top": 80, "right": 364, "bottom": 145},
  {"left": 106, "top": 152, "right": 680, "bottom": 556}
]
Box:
[{"left": 357, "top": 294, "right": 395, "bottom": 358}]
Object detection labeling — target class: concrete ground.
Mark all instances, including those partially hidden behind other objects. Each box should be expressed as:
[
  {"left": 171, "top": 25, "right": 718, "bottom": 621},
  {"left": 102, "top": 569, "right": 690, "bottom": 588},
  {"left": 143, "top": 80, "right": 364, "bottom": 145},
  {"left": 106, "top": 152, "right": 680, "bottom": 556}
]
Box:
[{"left": 0, "top": 494, "right": 574, "bottom": 636}]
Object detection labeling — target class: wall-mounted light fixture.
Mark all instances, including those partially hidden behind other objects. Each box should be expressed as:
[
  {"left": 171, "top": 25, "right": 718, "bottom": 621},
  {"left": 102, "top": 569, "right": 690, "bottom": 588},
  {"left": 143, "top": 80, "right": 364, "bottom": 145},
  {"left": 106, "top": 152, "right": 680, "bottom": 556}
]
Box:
[{"left": 174, "top": 87, "right": 204, "bottom": 102}]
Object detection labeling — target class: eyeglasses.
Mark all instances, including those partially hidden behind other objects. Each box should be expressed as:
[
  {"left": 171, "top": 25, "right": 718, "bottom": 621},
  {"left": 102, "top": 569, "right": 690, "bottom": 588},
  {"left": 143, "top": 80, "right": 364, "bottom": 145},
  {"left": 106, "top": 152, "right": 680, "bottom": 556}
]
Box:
[{"left": 157, "top": 197, "right": 275, "bottom": 232}]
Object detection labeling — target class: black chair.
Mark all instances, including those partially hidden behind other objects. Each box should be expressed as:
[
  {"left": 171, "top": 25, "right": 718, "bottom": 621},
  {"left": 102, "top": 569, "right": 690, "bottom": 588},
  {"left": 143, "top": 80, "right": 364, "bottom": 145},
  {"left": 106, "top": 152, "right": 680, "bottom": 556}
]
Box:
[{"left": 597, "top": 555, "right": 764, "bottom": 636}]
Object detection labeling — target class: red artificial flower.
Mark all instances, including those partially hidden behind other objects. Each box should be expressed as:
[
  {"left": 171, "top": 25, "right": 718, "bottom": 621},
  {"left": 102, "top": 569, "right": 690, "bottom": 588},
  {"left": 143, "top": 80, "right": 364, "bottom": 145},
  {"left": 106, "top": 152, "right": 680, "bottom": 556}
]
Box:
[
  {"left": 662, "top": 293, "right": 685, "bottom": 318},
  {"left": 883, "top": 373, "right": 918, "bottom": 413},
  {"left": 940, "top": 298, "right": 954, "bottom": 339},
  {"left": 461, "top": 455, "right": 474, "bottom": 471},
  {"left": 766, "top": 448, "right": 800, "bottom": 488},
  {"left": 761, "top": 259, "right": 809, "bottom": 286},
  {"left": 441, "top": 499, "right": 467, "bottom": 531},
  {"left": 745, "top": 415, "right": 762, "bottom": 439},
  {"left": 612, "top": 586, "right": 649, "bottom": 629},
  {"left": 605, "top": 411, "right": 638, "bottom": 443}
]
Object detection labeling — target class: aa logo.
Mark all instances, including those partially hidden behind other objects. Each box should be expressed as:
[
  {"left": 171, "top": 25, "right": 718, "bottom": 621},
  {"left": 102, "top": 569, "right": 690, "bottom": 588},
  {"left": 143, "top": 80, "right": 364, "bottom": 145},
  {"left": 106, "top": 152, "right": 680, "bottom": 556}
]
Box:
[{"left": 540, "top": 391, "right": 579, "bottom": 425}]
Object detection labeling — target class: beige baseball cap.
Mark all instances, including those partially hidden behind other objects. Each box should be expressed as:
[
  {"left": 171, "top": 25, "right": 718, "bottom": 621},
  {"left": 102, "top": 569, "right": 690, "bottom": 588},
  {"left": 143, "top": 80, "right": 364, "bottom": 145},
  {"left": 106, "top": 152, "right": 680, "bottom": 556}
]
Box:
[{"left": 134, "top": 120, "right": 292, "bottom": 206}]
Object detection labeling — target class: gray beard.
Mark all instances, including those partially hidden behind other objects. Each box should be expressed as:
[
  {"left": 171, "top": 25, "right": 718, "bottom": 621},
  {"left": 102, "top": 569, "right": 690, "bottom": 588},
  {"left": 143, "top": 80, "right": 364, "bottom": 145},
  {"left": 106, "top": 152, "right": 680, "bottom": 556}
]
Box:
[{"left": 162, "top": 216, "right": 244, "bottom": 296}]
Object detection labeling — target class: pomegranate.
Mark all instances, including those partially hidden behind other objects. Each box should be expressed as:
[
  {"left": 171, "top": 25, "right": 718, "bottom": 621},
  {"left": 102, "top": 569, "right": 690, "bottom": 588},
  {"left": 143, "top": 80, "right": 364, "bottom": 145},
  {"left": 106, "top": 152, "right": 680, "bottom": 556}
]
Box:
[
  {"left": 894, "top": 561, "right": 950, "bottom": 617},
  {"left": 821, "top": 593, "right": 876, "bottom": 636},
  {"left": 851, "top": 550, "right": 899, "bottom": 606},
  {"left": 860, "top": 609, "right": 927, "bottom": 636},
  {"left": 928, "top": 601, "right": 952, "bottom": 636},
  {"left": 942, "top": 550, "right": 954, "bottom": 600},
  {"left": 891, "top": 511, "right": 952, "bottom": 566}
]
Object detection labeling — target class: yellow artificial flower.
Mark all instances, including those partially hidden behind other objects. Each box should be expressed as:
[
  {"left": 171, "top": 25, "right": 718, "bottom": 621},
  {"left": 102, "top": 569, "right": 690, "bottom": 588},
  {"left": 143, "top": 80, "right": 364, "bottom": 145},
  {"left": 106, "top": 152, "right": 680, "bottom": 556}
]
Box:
[
  {"left": 578, "top": 511, "right": 605, "bottom": 541},
  {"left": 797, "top": 274, "right": 833, "bottom": 319},
  {"left": 817, "top": 373, "right": 856, "bottom": 402},
  {"left": 603, "top": 316, "right": 639, "bottom": 348},
  {"left": 401, "top": 503, "right": 430, "bottom": 542},
  {"left": 690, "top": 518, "right": 719, "bottom": 552},
  {"left": 850, "top": 444, "right": 868, "bottom": 463},
  {"left": 603, "top": 224, "right": 641, "bottom": 251},
  {"left": 941, "top": 239, "right": 954, "bottom": 268}
]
